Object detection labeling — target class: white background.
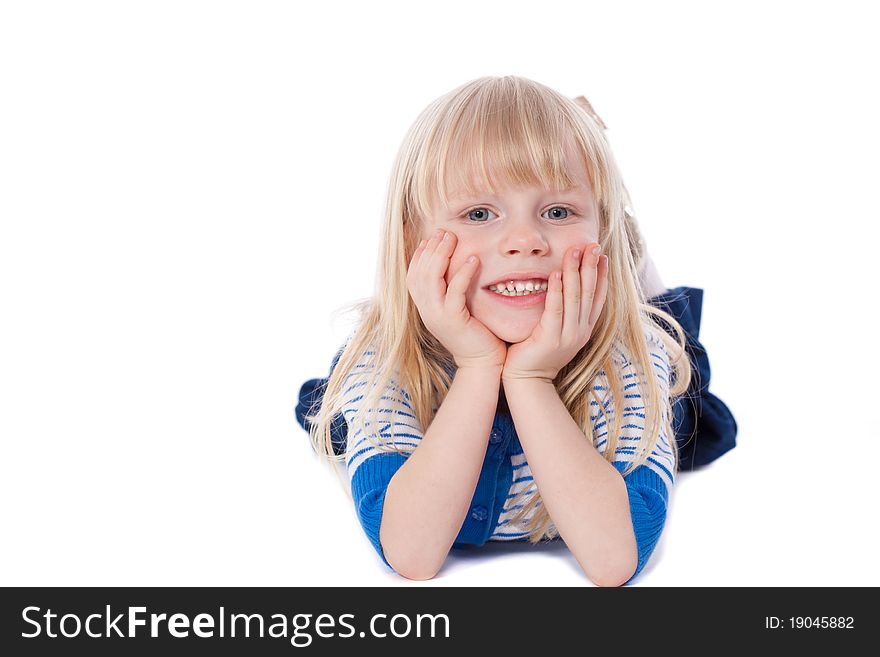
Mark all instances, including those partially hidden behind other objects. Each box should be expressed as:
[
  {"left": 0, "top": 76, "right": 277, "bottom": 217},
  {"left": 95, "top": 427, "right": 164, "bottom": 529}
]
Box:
[{"left": 1, "top": 0, "right": 877, "bottom": 586}]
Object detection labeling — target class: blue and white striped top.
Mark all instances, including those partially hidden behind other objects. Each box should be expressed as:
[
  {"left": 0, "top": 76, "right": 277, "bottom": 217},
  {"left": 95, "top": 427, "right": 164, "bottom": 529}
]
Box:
[{"left": 341, "top": 327, "right": 675, "bottom": 582}]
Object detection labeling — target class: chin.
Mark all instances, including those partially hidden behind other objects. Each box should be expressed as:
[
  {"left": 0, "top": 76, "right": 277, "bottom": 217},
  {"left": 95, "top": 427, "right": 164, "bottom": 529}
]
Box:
[
  {"left": 469, "top": 300, "right": 536, "bottom": 344},
  {"left": 487, "top": 323, "right": 533, "bottom": 345}
]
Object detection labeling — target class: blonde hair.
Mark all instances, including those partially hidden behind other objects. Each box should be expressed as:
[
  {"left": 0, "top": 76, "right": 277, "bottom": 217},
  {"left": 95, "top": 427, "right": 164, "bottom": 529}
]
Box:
[{"left": 305, "top": 75, "right": 692, "bottom": 542}]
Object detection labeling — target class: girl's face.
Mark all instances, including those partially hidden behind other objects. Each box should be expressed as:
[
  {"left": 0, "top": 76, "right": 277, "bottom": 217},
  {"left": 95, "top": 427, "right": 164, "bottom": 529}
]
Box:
[{"left": 422, "top": 144, "right": 600, "bottom": 344}]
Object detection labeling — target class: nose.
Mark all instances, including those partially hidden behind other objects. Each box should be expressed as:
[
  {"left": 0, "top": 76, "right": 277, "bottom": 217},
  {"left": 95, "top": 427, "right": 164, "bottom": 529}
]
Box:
[{"left": 499, "top": 222, "right": 549, "bottom": 256}]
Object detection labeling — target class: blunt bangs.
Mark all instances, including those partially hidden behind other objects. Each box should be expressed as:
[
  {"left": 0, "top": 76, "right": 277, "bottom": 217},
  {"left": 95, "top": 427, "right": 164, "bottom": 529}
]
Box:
[{"left": 410, "top": 78, "right": 604, "bottom": 223}]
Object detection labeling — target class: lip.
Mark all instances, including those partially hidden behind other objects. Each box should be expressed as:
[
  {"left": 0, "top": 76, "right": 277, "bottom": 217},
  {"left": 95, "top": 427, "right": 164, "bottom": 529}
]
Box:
[
  {"left": 483, "top": 271, "right": 551, "bottom": 289},
  {"left": 483, "top": 286, "right": 547, "bottom": 308}
]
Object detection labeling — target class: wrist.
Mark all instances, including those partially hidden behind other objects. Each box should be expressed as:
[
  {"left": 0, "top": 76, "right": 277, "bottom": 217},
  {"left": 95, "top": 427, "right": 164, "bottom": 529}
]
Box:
[
  {"left": 454, "top": 356, "right": 506, "bottom": 372},
  {"left": 455, "top": 361, "right": 504, "bottom": 375},
  {"left": 501, "top": 373, "right": 556, "bottom": 386}
]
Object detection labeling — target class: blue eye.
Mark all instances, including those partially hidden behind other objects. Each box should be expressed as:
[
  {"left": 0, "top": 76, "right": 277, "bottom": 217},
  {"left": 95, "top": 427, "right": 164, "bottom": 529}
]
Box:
[
  {"left": 462, "top": 205, "right": 576, "bottom": 223},
  {"left": 544, "top": 206, "right": 573, "bottom": 221},
  {"left": 465, "top": 207, "right": 497, "bottom": 222}
]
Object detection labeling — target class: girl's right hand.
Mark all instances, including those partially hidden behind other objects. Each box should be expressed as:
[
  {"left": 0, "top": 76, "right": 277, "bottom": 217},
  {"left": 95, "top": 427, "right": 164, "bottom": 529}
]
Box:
[{"left": 407, "top": 229, "right": 507, "bottom": 370}]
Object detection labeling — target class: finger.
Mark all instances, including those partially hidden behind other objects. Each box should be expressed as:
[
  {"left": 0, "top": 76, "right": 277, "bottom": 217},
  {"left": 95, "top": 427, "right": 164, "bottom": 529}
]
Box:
[
  {"left": 423, "top": 228, "right": 445, "bottom": 256},
  {"left": 579, "top": 242, "right": 601, "bottom": 328},
  {"left": 407, "top": 238, "right": 427, "bottom": 295},
  {"left": 428, "top": 229, "right": 455, "bottom": 281},
  {"left": 542, "top": 269, "right": 565, "bottom": 337},
  {"left": 414, "top": 229, "right": 441, "bottom": 269},
  {"left": 563, "top": 246, "right": 583, "bottom": 340},
  {"left": 418, "top": 229, "right": 448, "bottom": 300},
  {"left": 446, "top": 254, "right": 479, "bottom": 315},
  {"left": 588, "top": 254, "right": 609, "bottom": 328},
  {"left": 409, "top": 238, "right": 428, "bottom": 269},
  {"left": 417, "top": 229, "right": 442, "bottom": 272}
]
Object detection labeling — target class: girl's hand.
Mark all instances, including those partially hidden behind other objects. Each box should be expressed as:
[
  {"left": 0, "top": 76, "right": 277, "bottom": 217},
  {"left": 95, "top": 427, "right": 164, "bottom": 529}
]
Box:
[
  {"left": 502, "top": 244, "right": 609, "bottom": 383},
  {"left": 407, "top": 229, "right": 508, "bottom": 370}
]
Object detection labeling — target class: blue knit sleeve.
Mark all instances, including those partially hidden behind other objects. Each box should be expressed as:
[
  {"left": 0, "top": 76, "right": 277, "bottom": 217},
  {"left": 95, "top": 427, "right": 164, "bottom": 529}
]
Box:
[
  {"left": 599, "top": 328, "right": 676, "bottom": 585},
  {"left": 614, "top": 462, "right": 670, "bottom": 584},
  {"left": 342, "top": 352, "right": 425, "bottom": 572},
  {"left": 350, "top": 452, "right": 409, "bottom": 570}
]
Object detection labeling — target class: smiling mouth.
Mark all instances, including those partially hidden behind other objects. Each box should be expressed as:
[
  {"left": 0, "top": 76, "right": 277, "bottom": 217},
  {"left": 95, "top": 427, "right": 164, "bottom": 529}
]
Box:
[{"left": 486, "top": 281, "right": 550, "bottom": 297}]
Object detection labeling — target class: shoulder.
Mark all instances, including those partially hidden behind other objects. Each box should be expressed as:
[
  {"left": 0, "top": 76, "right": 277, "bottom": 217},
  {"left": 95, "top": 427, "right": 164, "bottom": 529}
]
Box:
[
  {"left": 645, "top": 326, "right": 672, "bottom": 391},
  {"left": 611, "top": 324, "right": 669, "bottom": 362},
  {"left": 338, "top": 340, "right": 399, "bottom": 407},
  {"left": 609, "top": 326, "right": 671, "bottom": 391}
]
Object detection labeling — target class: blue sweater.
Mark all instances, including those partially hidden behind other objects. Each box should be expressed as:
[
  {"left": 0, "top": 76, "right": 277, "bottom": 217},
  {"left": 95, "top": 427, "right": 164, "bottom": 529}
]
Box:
[{"left": 297, "top": 328, "right": 675, "bottom": 585}]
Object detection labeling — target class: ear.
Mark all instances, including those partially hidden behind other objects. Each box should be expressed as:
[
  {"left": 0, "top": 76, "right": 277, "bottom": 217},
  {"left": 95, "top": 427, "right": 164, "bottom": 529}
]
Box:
[{"left": 573, "top": 95, "right": 608, "bottom": 130}]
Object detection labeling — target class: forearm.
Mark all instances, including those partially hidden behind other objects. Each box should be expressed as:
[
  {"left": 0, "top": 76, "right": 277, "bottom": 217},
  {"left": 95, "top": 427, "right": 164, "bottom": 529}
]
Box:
[
  {"left": 502, "top": 377, "right": 638, "bottom": 587},
  {"left": 380, "top": 364, "right": 503, "bottom": 579}
]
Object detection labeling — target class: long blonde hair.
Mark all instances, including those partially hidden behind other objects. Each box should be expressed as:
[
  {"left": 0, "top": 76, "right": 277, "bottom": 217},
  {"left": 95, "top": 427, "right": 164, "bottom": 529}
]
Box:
[{"left": 304, "top": 75, "right": 692, "bottom": 542}]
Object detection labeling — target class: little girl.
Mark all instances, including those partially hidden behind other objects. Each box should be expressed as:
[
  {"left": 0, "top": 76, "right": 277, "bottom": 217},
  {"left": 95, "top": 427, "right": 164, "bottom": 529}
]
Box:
[{"left": 295, "top": 76, "right": 737, "bottom": 586}]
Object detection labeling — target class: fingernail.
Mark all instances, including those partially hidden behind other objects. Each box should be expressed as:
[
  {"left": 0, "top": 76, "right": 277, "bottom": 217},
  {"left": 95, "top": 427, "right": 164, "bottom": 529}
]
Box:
[
  {"left": 435, "top": 228, "right": 444, "bottom": 238},
  {"left": 591, "top": 244, "right": 602, "bottom": 256},
  {"left": 442, "top": 231, "right": 451, "bottom": 241},
  {"left": 573, "top": 249, "right": 581, "bottom": 260}
]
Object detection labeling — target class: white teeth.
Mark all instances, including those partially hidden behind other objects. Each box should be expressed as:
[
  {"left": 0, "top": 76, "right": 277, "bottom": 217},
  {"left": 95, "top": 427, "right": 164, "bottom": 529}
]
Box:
[{"left": 489, "top": 280, "right": 548, "bottom": 296}]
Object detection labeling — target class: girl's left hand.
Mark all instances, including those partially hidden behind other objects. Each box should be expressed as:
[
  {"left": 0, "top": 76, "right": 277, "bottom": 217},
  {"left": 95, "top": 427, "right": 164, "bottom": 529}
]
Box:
[{"left": 501, "top": 244, "right": 609, "bottom": 383}]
